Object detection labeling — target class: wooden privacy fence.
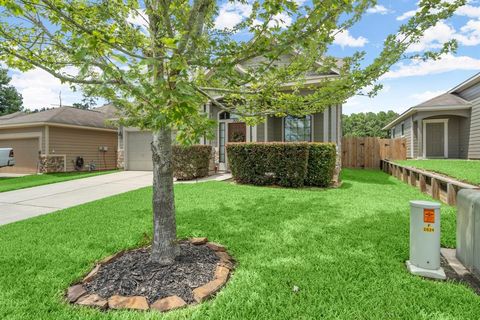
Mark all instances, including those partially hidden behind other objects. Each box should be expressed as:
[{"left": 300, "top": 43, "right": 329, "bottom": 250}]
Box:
[{"left": 342, "top": 137, "right": 407, "bottom": 169}]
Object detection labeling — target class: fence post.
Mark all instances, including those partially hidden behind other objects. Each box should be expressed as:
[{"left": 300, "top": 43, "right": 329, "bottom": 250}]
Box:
[
  {"left": 409, "top": 171, "right": 416, "bottom": 187},
  {"left": 447, "top": 183, "right": 456, "bottom": 206},
  {"left": 419, "top": 174, "right": 427, "bottom": 192},
  {"left": 431, "top": 178, "right": 440, "bottom": 200}
]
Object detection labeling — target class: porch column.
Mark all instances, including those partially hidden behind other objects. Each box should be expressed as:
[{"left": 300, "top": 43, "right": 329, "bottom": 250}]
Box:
[
  {"left": 323, "top": 107, "right": 329, "bottom": 142},
  {"left": 330, "top": 105, "right": 337, "bottom": 144},
  {"left": 252, "top": 125, "right": 258, "bottom": 142},
  {"left": 264, "top": 116, "right": 268, "bottom": 142},
  {"left": 417, "top": 118, "right": 423, "bottom": 158}
]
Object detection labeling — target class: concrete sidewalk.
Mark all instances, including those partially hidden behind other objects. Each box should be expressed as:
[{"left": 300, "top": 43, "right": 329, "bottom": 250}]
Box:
[{"left": 0, "top": 171, "right": 231, "bottom": 226}]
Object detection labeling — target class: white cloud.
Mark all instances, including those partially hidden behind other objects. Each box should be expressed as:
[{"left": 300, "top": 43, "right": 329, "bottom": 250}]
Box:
[
  {"left": 214, "top": 2, "right": 252, "bottom": 30},
  {"left": 410, "top": 90, "right": 445, "bottom": 102},
  {"left": 268, "top": 12, "right": 292, "bottom": 28},
  {"left": 367, "top": 5, "right": 390, "bottom": 15},
  {"left": 333, "top": 30, "right": 368, "bottom": 48},
  {"left": 456, "top": 4, "right": 480, "bottom": 18},
  {"left": 406, "top": 18, "right": 480, "bottom": 52},
  {"left": 396, "top": 9, "right": 417, "bottom": 21},
  {"left": 406, "top": 21, "right": 456, "bottom": 52},
  {"left": 383, "top": 54, "right": 480, "bottom": 79},
  {"left": 10, "top": 68, "right": 83, "bottom": 110}
]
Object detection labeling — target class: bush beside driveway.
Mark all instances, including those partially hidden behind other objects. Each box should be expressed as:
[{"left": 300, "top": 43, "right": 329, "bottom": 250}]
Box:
[{"left": 0, "top": 169, "right": 478, "bottom": 319}]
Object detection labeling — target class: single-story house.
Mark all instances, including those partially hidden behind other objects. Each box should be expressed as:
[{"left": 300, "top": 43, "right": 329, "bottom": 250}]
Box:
[
  {"left": 384, "top": 72, "right": 480, "bottom": 159},
  {"left": 0, "top": 105, "right": 118, "bottom": 173},
  {"left": 118, "top": 54, "right": 343, "bottom": 171}
]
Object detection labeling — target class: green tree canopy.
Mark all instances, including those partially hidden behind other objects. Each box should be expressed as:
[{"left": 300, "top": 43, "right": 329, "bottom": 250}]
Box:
[
  {"left": 0, "top": 0, "right": 466, "bottom": 264},
  {"left": 343, "top": 110, "right": 399, "bottom": 138},
  {"left": 0, "top": 67, "right": 23, "bottom": 116}
]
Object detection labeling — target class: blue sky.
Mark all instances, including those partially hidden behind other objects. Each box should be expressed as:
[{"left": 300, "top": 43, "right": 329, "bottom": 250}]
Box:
[{"left": 6, "top": 0, "right": 480, "bottom": 114}]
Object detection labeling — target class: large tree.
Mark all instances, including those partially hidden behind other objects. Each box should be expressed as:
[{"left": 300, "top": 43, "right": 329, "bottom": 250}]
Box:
[
  {"left": 0, "top": 0, "right": 465, "bottom": 265},
  {"left": 343, "top": 110, "right": 399, "bottom": 138},
  {"left": 0, "top": 67, "right": 23, "bottom": 116}
]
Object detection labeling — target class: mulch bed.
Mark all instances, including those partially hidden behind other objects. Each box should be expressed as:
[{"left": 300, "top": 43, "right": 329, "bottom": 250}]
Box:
[
  {"left": 84, "top": 242, "right": 218, "bottom": 303},
  {"left": 66, "top": 238, "right": 234, "bottom": 312}
]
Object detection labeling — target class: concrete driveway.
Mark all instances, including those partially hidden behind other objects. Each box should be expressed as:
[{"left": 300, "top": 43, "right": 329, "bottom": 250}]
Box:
[
  {"left": 0, "top": 171, "right": 231, "bottom": 226},
  {"left": 0, "top": 171, "right": 153, "bottom": 226}
]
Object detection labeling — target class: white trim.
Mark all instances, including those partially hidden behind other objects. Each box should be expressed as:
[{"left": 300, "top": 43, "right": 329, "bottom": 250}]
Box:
[
  {"left": 422, "top": 119, "right": 449, "bottom": 158},
  {"left": 410, "top": 117, "right": 414, "bottom": 158},
  {"left": 448, "top": 72, "right": 480, "bottom": 93},
  {"left": 311, "top": 114, "right": 315, "bottom": 142},
  {"left": 323, "top": 107, "right": 329, "bottom": 142},
  {"left": 330, "top": 106, "right": 337, "bottom": 143},
  {"left": 264, "top": 116, "right": 268, "bottom": 142},
  {"left": 0, "top": 132, "right": 42, "bottom": 151},
  {"left": 252, "top": 125, "right": 257, "bottom": 142}
]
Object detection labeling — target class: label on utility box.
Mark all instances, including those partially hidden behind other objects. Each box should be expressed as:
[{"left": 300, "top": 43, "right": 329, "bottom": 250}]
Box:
[
  {"left": 423, "top": 208, "right": 435, "bottom": 223},
  {"left": 423, "top": 226, "right": 434, "bottom": 233}
]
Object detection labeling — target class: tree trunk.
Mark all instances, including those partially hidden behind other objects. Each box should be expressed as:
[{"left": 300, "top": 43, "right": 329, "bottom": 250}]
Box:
[{"left": 150, "top": 127, "right": 177, "bottom": 265}]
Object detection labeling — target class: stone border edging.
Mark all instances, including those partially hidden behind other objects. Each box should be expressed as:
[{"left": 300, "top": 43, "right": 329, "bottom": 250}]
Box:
[{"left": 66, "top": 237, "right": 234, "bottom": 312}]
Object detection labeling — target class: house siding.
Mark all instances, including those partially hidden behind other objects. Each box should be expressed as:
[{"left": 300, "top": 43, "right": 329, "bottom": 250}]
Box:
[
  {"left": 458, "top": 82, "right": 480, "bottom": 101},
  {"left": 49, "top": 126, "right": 117, "bottom": 171},
  {"left": 469, "top": 99, "right": 480, "bottom": 159},
  {"left": 313, "top": 112, "right": 324, "bottom": 142},
  {"left": 256, "top": 122, "right": 265, "bottom": 142},
  {"left": 0, "top": 126, "right": 44, "bottom": 153}
]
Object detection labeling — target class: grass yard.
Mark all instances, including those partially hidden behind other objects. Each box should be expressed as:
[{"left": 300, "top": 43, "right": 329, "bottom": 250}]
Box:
[
  {"left": 395, "top": 159, "right": 480, "bottom": 185},
  {"left": 0, "top": 169, "right": 478, "bottom": 319},
  {"left": 0, "top": 170, "right": 118, "bottom": 193}
]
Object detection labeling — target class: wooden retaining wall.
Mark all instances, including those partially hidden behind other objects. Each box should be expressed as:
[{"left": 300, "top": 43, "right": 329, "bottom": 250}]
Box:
[
  {"left": 342, "top": 137, "right": 406, "bottom": 169},
  {"left": 381, "top": 160, "right": 478, "bottom": 206}
]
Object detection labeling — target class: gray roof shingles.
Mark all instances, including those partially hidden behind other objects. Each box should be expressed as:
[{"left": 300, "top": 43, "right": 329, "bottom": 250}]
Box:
[{"left": 0, "top": 106, "right": 117, "bottom": 129}]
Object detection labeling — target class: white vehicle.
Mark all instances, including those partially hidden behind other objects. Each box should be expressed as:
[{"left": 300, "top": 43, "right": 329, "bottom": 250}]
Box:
[{"left": 0, "top": 148, "right": 15, "bottom": 168}]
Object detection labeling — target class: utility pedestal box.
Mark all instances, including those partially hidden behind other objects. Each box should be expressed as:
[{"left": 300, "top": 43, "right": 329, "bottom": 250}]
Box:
[
  {"left": 456, "top": 189, "right": 480, "bottom": 278},
  {"left": 406, "top": 200, "right": 446, "bottom": 279}
]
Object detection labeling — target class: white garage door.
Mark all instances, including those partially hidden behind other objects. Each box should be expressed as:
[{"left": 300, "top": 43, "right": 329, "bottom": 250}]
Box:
[
  {"left": 126, "top": 131, "right": 153, "bottom": 170},
  {"left": 0, "top": 138, "right": 39, "bottom": 174}
]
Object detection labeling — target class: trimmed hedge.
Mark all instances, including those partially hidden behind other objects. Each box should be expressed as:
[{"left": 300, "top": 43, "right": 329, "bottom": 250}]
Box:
[
  {"left": 173, "top": 145, "right": 212, "bottom": 180},
  {"left": 227, "top": 142, "right": 336, "bottom": 188}
]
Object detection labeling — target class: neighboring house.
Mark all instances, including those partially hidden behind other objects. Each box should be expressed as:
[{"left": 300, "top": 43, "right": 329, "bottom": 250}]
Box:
[
  {"left": 0, "top": 105, "right": 118, "bottom": 174},
  {"left": 384, "top": 73, "right": 480, "bottom": 159},
  {"left": 118, "top": 54, "right": 343, "bottom": 171}
]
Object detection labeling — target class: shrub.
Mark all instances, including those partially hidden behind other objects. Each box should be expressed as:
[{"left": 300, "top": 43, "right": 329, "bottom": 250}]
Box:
[
  {"left": 172, "top": 145, "right": 212, "bottom": 180},
  {"left": 305, "top": 143, "right": 337, "bottom": 187},
  {"left": 227, "top": 142, "right": 336, "bottom": 188}
]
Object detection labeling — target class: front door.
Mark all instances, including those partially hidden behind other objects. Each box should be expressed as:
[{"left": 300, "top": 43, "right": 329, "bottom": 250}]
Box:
[
  {"left": 425, "top": 122, "right": 445, "bottom": 158},
  {"left": 218, "top": 122, "right": 246, "bottom": 171}
]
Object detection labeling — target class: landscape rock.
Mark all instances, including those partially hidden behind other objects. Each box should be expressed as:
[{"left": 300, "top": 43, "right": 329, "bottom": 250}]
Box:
[
  {"left": 192, "top": 279, "right": 224, "bottom": 302},
  {"left": 108, "top": 295, "right": 149, "bottom": 310},
  {"left": 215, "top": 266, "right": 230, "bottom": 282},
  {"left": 99, "top": 251, "right": 124, "bottom": 265},
  {"left": 76, "top": 294, "right": 108, "bottom": 309},
  {"left": 67, "top": 284, "right": 87, "bottom": 303},
  {"left": 151, "top": 295, "right": 187, "bottom": 312},
  {"left": 206, "top": 242, "right": 226, "bottom": 252},
  {"left": 83, "top": 264, "right": 100, "bottom": 283},
  {"left": 190, "top": 237, "right": 208, "bottom": 245}
]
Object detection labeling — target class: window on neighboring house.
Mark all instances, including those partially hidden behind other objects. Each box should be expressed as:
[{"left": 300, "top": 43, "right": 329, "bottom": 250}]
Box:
[
  {"left": 401, "top": 123, "right": 405, "bottom": 136},
  {"left": 284, "top": 115, "right": 312, "bottom": 142},
  {"left": 392, "top": 128, "right": 396, "bottom": 138}
]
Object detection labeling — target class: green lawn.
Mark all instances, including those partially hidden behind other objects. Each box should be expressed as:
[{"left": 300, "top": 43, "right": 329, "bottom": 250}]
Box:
[
  {"left": 395, "top": 159, "right": 480, "bottom": 186},
  {"left": 0, "top": 169, "right": 477, "bottom": 320},
  {"left": 0, "top": 170, "right": 118, "bottom": 193}
]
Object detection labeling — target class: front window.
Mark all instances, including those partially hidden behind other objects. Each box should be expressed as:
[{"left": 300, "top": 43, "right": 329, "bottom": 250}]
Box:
[
  {"left": 284, "top": 115, "right": 312, "bottom": 142},
  {"left": 401, "top": 123, "right": 405, "bottom": 136}
]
